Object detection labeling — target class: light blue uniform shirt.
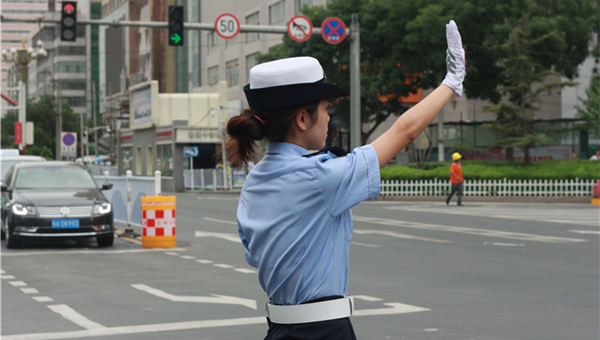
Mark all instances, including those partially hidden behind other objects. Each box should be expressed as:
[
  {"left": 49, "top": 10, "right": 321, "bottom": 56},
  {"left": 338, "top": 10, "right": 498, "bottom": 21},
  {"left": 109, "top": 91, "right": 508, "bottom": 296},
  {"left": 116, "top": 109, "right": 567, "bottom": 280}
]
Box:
[{"left": 237, "top": 142, "right": 380, "bottom": 305}]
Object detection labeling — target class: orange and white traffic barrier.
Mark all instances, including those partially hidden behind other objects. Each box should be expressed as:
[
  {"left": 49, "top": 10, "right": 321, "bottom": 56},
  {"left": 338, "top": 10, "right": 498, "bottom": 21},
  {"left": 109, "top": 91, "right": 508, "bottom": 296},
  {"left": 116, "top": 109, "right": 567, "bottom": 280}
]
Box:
[{"left": 141, "top": 196, "right": 176, "bottom": 248}]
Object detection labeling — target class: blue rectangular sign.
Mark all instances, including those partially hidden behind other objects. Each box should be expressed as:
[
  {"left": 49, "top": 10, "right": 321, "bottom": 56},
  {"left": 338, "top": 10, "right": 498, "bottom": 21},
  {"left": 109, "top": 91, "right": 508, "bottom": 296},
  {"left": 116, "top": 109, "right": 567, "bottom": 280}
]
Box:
[
  {"left": 184, "top": 146, "right": 199, "bottom": 157},
  {"left": 51, "top": 219, "right": 80, "bottom": 229}
]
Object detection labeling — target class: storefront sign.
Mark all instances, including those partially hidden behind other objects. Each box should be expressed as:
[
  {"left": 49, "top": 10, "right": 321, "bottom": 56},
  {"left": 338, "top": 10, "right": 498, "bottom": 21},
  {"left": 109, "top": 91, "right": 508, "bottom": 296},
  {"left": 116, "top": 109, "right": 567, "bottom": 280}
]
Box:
[
  {"left": 132, "top": 86, "right": 152, "bottom": 125},
  {"left": 176, "top": 129, "right": 222, "bottom": 144}
]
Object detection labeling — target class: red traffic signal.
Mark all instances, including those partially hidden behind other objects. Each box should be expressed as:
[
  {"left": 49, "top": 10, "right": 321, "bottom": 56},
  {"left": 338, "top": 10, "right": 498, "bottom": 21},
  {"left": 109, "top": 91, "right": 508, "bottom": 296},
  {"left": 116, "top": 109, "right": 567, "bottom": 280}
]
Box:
[
  {"left": 64, "top": 2, "right": 75, "bottom": 14},
  {"left": 61, "top": 1, "right": 77, "bottom": 42}
]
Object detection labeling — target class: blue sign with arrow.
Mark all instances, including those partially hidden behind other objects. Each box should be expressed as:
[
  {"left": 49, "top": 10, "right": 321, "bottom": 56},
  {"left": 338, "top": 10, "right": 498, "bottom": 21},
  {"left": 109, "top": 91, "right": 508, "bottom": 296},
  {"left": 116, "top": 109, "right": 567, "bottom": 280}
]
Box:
[{"left": 184, "top": 146, "right": 199, "bottom": 157}]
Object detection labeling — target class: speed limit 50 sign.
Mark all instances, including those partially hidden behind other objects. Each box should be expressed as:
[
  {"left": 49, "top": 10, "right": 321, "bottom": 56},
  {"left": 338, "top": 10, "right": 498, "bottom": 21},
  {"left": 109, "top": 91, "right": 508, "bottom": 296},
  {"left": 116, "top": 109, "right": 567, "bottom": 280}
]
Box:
[{"left": 215, "top": 13, "right": 240, "bottom": 39}]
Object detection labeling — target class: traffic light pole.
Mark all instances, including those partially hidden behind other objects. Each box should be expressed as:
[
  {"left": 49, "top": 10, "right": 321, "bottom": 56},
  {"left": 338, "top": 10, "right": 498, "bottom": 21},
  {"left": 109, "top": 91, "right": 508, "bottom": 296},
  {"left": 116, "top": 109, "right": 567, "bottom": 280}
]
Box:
[{"left": 2, "top": 16, "right": 364, "bottom": 150}]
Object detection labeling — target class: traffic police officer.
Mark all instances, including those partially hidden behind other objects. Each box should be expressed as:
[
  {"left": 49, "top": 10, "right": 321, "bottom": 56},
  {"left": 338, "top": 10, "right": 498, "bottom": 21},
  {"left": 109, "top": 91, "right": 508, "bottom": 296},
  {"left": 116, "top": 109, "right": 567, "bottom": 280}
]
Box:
[{"left": 225, "top": 20, "right": 466, "bottom": 340}]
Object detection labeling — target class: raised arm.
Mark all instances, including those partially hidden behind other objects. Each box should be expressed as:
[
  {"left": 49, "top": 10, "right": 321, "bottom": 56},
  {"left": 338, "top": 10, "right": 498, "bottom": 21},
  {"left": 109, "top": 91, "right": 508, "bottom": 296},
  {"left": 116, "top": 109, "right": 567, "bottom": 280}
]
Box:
[{"left": 371, "top": 20, "right": 466, "bottom": 168}]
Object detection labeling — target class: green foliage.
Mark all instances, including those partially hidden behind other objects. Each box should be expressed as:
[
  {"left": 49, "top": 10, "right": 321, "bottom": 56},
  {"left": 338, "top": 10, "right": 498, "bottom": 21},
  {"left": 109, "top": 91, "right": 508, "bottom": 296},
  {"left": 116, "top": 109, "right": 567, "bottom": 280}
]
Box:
[
  {"left": 0, "top": 95, "right": 80, "bottom": 158},
  {"left": 576, "top": 76, "right": 600, "bottom": 139},
  {"left": 380, "top": 160, "right": 600, "bottom": 181}
]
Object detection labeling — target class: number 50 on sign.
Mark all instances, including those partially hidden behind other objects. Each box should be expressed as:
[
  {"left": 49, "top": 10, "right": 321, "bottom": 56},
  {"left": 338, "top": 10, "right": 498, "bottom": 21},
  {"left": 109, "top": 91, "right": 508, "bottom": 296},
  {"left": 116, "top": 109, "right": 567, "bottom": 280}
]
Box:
[{"left": 215, "top": 13, "right": 240, "bottom": 39}]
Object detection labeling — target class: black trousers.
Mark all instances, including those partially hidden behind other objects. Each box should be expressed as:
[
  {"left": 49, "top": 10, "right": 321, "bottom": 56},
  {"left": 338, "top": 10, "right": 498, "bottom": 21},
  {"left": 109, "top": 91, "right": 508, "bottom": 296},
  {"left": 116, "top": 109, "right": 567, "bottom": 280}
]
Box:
[
  {"left": 447, "top": 182, "right": 463, "bottom": 205},
  {"left": 264, "top": 296, "right": 357, "bottom": 340}
]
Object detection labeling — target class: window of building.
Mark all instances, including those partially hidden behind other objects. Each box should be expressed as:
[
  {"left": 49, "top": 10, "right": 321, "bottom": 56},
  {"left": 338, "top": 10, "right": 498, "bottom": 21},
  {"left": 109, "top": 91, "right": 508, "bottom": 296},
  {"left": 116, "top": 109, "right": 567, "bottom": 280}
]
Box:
[
  {"left": 246, "top": 12, "right": 260, "bottom": 43},
  {"left": 42, "top": 28, "right": 54, "bottom": 42},
  {"left": 226, "top": 59, "right": 239, "bottom": 88},
  {"left": 207, "top": 31, "right": 218, "bottom": 55},
  {"left": 226, "top": 35, "right": 238, "bottom": 49},
  {"left": 61, "top": 79, "right": 86, "bottom": 90},
  {"left": 295, "top": 0, "right": 312, "bottom": 14},
  {"left": 156, "top": 145, "right": 173, "bottom": 176},
  {"left": 207, "top": 65, "right": 219, "bottom": 85},
  {"left": 269, "top": 1, "right": 286, "bottom": 26},
  {"left": 62, "top": 97, "right": 86, "bottom": 107},
  {"left": 122, "top": 147, "right": 133, "bottom": 171},
  {"left": 58, "top": 46, "right": 86, "bottom": 55},
  {"left": 58, "top": 62, "right": 86, "bottom": 73},
  {"left": 245, "top": 53, "right": 259, "bottom": 84},
  {"left": 76, "top": 25, "right": 86, "bottom": 38}
]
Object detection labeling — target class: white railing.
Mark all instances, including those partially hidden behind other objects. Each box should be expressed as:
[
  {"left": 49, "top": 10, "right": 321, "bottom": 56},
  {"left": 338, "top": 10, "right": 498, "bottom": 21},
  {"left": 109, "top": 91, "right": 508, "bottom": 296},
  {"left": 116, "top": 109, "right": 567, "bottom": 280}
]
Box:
[
  {"left": 183, "top": 168, "right": 246, "bottom": 190},
  {"left": 380, "top": 178, "right": 599, "bottom": 196}
]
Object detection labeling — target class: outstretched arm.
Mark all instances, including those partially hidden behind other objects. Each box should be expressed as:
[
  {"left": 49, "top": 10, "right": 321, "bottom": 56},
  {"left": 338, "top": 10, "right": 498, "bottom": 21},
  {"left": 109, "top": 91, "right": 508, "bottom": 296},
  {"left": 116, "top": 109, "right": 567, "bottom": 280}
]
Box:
[{"left": 371, "top": 20, "right": 466, "bottom": 168}]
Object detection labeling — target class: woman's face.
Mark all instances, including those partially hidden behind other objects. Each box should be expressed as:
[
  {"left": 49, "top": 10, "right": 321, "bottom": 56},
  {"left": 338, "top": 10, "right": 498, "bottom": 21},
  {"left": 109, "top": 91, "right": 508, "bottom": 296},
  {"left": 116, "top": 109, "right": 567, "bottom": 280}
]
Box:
[{"left": 305, "top": 100, "right": 331, "bottom": 151}]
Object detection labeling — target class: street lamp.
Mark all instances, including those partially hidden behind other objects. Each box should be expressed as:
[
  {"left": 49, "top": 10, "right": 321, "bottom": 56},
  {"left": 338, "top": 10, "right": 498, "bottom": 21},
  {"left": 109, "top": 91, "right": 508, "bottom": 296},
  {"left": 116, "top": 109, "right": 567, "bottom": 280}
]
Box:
[
  {"left": 206, "top": 105, "right": 228, "bottom": 190},
  {"left": 2, "top": 37, "right": 47, "bottom": 84}
]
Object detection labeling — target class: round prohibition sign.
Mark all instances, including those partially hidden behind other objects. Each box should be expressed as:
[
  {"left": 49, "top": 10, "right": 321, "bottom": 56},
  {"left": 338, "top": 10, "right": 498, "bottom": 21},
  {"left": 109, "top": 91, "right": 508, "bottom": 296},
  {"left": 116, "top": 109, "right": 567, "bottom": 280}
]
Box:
[
  {"left": 63, "top": 133, "right": 75, "bottom": 146},
  {"left": 215, "top": 13, "right": 240, "bottom": 39},
  {"left": 287, "top": 15, "right": 313, "bottom": 42},
  {"left": 321, "top": 17, "right": 346, "bottom": 44}
]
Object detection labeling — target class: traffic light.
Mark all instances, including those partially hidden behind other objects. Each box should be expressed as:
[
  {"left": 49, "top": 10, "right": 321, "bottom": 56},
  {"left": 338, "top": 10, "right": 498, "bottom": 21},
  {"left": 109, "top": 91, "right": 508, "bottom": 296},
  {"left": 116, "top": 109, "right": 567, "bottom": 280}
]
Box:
[
  {"left": 61, "top": 1, "right": 77, "bottom": 42},
  {"left": 168, "top": 6, "right": 184, "bottom": 46}
]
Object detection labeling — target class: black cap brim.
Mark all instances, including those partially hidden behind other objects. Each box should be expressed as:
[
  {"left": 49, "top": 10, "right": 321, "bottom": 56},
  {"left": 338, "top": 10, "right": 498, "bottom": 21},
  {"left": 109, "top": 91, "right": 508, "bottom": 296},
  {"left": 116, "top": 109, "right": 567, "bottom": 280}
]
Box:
[{"left": 244, "top": 81, "right": 348, "bottom": 111}]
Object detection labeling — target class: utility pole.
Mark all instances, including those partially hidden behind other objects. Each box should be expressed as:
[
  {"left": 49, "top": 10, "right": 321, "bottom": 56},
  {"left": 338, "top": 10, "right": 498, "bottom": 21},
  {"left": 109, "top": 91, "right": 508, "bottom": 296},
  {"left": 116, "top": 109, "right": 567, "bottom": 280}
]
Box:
[
  {"left": 55, "top": 80, "right": 62, "bottom": 160},
  {"left": 438, "top": 108, "right": 444, "bottom": 161},
  {"left": 92, "top": 81, "right": 98, "bottom": 157},
  {"left": 350, "top": 14, "right": 361, "bottom": 151}
]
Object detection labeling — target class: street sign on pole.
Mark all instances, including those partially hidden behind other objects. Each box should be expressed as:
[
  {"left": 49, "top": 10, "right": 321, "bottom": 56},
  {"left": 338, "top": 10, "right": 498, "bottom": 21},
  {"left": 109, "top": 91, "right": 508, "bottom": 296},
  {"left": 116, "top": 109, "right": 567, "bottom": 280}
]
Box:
[
  {"left": 215, "top": 13, "right": 240, "bottom": 39},
  {"left": 61, "top": 132, "right": 77, "bottom": 158},
  {"left": 26, "top": 122, "right": 34, "bottom": 145},
  {"left": 184, "top": 146, "right": 199, "bottom": 157},
  {"left": 321, "top": 17, "right": 346, "bottom": 44},
  {"left": 15, "top": 122, "right": 22, "bottom": 145},
  {"left": 287, "top": 15, "right": 313, "bottom": 42}
]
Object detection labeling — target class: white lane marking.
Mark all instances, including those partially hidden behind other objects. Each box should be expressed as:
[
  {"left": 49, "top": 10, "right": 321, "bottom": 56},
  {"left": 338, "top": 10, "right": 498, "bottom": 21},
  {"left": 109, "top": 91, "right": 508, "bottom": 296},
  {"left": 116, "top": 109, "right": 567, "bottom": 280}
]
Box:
[
  {"left": 196, "top": 259, "right": 213, "bottom": 264},
  {"left": 2, "top": 275, "right": 16, "bottom": 279},
  {"left": 180, "top": 256, "right": 196, "bottom": 259},
  {"left": 195, "top": 231, "right": 241, "bottom": 243},
  {"left": 3, "top": 301, "right": 429, "bottom": 340},
  {"left": 354, "top": 229, "right": 450, "bottom": 244},
  {"left": 21, "top": 288, "right": 39, "bottom": 294},
  {"left": 353, "top": 302, "right": 429, "bottom": 316},
  {"left": 203, "top": 217, "right": 238, "bottom": 225},
  {"left": 197, "top": 196, "right": 240, "bottom": 201},
  {"left": 1, "top": 248, "right": 185, "bottom": 257},
  {"left": 164, "top": 252, "right": 181, "bottom": 256},
  {"left": 353, "top": 295, "right": 383, "bottom": 301},
  {"left": 9, "top": 281, "right": 27, "bottom": 287},
  {"left": 484, "top": 242, "right": 525, "bottom": 247},
  {"left": 213, "top": 264, "right": 233, "bottom": 269},
  {"left": 234, "top": 268, "right": 258, "bottom": 274},
  {"left": 351, "top": 242, "right": 381, "bottom": 248},
  {"left": 47, "top": 304, "right": 107, "bottom": 330},
  {"left": 569, "top": 230, "right": 600, "bottom": 235},
  {"left": 1, "top": 269, "right": 5, "bottom": 274},
  {"left": 353, "top": 216, "right": 587, "bottom": 243},
  {"left": 131, "top": 284, "right": 257, "bottom": 310},
  {"left": 32, "top": 297, "right": 54, "bottom": 302}
]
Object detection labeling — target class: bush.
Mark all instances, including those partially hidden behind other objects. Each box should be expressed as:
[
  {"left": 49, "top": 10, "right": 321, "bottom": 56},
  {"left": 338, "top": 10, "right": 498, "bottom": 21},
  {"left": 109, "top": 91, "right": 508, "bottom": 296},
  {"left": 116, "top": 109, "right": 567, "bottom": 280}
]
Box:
[{"left": 380, "top": 160, "right": 600, "bottom": 181}]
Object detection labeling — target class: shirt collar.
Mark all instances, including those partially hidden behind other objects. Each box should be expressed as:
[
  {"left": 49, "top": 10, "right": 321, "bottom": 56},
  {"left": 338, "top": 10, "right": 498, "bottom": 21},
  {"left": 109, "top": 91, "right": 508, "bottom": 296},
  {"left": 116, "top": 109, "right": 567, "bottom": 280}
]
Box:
[{"left": 266, "top": 142, "right": 309, "bottom": 157}]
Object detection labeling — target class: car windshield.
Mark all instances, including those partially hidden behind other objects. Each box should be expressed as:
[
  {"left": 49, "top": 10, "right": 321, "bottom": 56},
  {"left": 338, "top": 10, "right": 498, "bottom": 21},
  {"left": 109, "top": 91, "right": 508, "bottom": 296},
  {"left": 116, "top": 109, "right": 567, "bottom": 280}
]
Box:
[
  {"left": 1, "top": 160, "right": 20, "bottom": 179},
  {"left": 1, "top": 159, "right": 44, "bottom": 179},
  {"left": 14, "top": 166, "right": 97, "bottom": 190}
]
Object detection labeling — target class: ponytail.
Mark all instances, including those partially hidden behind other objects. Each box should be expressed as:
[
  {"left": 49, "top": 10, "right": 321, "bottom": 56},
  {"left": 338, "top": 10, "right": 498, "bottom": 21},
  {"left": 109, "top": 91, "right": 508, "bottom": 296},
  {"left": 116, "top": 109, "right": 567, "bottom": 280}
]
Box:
[{"left": 225, "top": 102, "right": 320, "bottom": 165}]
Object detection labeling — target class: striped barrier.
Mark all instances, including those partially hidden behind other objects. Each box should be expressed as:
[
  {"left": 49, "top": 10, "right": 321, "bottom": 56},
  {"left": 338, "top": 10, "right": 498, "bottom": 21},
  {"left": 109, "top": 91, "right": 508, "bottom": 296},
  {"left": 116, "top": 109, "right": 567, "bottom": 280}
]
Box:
[{"left": 141, "top": 196, "right": 176, "bottom": 248}]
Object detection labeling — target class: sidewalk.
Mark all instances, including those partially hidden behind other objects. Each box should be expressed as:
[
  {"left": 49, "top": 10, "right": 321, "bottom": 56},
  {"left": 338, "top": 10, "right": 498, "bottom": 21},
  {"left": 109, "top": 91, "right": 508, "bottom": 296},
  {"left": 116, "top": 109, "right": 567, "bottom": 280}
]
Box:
[{"left": 187, "top": 189, "right": 594, "bottom": 204}]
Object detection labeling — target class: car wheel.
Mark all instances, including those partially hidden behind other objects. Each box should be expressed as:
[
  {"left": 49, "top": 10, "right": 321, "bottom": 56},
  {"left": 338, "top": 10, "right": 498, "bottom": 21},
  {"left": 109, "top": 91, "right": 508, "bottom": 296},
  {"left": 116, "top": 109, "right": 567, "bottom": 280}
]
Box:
[
  {"left": 97, "top": 233, "right": 114, "bottom": 247},
  {"left": 5, "top": 220, "right": 20, "bottom": 249}
]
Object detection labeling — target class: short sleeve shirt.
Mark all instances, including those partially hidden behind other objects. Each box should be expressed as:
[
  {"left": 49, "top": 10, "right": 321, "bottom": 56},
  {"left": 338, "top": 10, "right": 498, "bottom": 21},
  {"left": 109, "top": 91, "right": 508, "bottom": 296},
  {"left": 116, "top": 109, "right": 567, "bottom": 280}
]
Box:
[
  {"left": 450, "top": 162, "right": 463, "bottom": 183},
  {"left": 237, "top": 142, "right": 380, "bottom": 305}
]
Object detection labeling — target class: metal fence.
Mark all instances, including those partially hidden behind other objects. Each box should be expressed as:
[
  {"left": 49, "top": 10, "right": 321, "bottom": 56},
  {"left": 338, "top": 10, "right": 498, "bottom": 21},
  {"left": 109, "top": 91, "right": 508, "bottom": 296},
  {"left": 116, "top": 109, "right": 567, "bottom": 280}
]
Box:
[
  {"left": 380, "top": 178, "right": 599, "bottom": 196},
  {"left": 88, "top": 165, "right": 118, "bottom": 176},
  {"left": 183, "top": 168, "right": 246, "bottom": 190},
  {"left": 94, "top": 172, "right": 156, "bottom": 228}
]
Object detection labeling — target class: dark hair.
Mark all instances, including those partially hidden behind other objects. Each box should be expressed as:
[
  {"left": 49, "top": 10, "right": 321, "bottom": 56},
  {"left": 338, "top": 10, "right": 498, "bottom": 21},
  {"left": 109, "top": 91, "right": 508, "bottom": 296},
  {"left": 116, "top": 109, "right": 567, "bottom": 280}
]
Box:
[{"left": 225, "top": 102, "right": 320, "bottom": 165}]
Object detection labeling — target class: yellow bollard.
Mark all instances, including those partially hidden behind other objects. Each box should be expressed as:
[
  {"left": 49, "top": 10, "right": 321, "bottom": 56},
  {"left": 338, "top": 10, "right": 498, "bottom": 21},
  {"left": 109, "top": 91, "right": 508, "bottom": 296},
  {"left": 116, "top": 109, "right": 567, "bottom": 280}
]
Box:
[
  {"left": 592, "top": 198, "right": 600, "bottom": 206},
  {"left": 141, "top": 196, "right": 176, "bottom": 248}
]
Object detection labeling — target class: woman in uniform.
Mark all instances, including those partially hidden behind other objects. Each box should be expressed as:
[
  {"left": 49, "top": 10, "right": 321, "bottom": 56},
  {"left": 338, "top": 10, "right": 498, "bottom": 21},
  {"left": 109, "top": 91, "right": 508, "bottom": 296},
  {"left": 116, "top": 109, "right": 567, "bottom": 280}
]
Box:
[{"left": 225, "top": 20, "right": 466, "bottom": 340}]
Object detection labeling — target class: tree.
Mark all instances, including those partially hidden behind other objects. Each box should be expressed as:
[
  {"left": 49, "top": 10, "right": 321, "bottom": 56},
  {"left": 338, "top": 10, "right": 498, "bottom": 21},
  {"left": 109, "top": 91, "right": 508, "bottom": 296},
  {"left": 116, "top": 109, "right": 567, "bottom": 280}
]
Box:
[
  {"left": 576, "top": 76, "right": 600, "bottom": 139},
  {"left": 0, "top": 95, "right": 80, "bottom": 158},
  {"left": 256, "top": 0, "right": 596, "bottom": 149}
]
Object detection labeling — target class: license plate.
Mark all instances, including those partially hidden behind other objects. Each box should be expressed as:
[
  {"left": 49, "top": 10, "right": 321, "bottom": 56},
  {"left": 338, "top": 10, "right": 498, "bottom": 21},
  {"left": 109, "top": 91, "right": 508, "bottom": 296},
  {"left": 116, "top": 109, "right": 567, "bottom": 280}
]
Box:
[{"left": 51, "top": 219, "right": 80, "bottom": 229}]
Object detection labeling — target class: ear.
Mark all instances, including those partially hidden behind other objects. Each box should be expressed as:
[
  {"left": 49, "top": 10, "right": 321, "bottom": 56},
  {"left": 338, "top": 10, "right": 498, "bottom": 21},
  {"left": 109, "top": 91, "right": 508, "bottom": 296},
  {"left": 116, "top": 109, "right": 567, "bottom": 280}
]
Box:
[{"left": 295, "top": 109, "right": 310, "bottom": 131}]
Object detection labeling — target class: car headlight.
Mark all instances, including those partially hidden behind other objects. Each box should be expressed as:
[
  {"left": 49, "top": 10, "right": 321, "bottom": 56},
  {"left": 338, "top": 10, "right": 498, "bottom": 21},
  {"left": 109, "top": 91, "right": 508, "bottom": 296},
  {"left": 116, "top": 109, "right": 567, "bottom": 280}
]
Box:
[
  {"left": 93, "top": 202, "right": 111, "bottom": 215},
  {"left": 12, "top": 203, "right": 37, "bottom": 216}
]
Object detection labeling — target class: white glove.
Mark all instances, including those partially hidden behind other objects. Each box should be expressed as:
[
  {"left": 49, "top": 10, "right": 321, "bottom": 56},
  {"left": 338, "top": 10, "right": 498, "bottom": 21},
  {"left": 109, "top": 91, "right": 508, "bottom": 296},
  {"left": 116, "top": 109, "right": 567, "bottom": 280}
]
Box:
[{"left": 441, "top": 20, "right": 466, "bottom": 96}]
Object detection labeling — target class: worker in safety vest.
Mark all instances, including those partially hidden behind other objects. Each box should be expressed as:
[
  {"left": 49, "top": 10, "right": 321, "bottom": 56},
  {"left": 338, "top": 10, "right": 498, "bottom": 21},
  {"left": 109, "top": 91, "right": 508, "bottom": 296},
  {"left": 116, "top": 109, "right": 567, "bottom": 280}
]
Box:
[{"left": 446, "top": 152, "right": 464, "bottom": 206}]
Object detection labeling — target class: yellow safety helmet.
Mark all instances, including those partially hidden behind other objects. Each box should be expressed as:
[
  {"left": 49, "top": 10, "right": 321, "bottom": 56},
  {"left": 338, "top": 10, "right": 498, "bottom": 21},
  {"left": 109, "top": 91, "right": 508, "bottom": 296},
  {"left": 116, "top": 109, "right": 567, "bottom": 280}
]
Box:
[{"left": 452, "top": 152, "right": 462, "bottom": 161}]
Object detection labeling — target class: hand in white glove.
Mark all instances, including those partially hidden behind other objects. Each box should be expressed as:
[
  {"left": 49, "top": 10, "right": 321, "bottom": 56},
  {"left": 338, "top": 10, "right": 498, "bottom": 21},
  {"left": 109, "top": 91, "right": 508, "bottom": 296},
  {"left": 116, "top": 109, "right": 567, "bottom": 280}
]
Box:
[{"left": 441, "top": 20, "right": 466, "bottom": 96}]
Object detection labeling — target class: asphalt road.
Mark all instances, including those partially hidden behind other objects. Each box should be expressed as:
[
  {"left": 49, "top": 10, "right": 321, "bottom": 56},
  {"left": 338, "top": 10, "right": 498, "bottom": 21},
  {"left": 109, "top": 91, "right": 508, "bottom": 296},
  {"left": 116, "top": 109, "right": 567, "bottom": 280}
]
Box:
[{"left": 2, "top": 193, "right": 599, "bottom": 340}]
